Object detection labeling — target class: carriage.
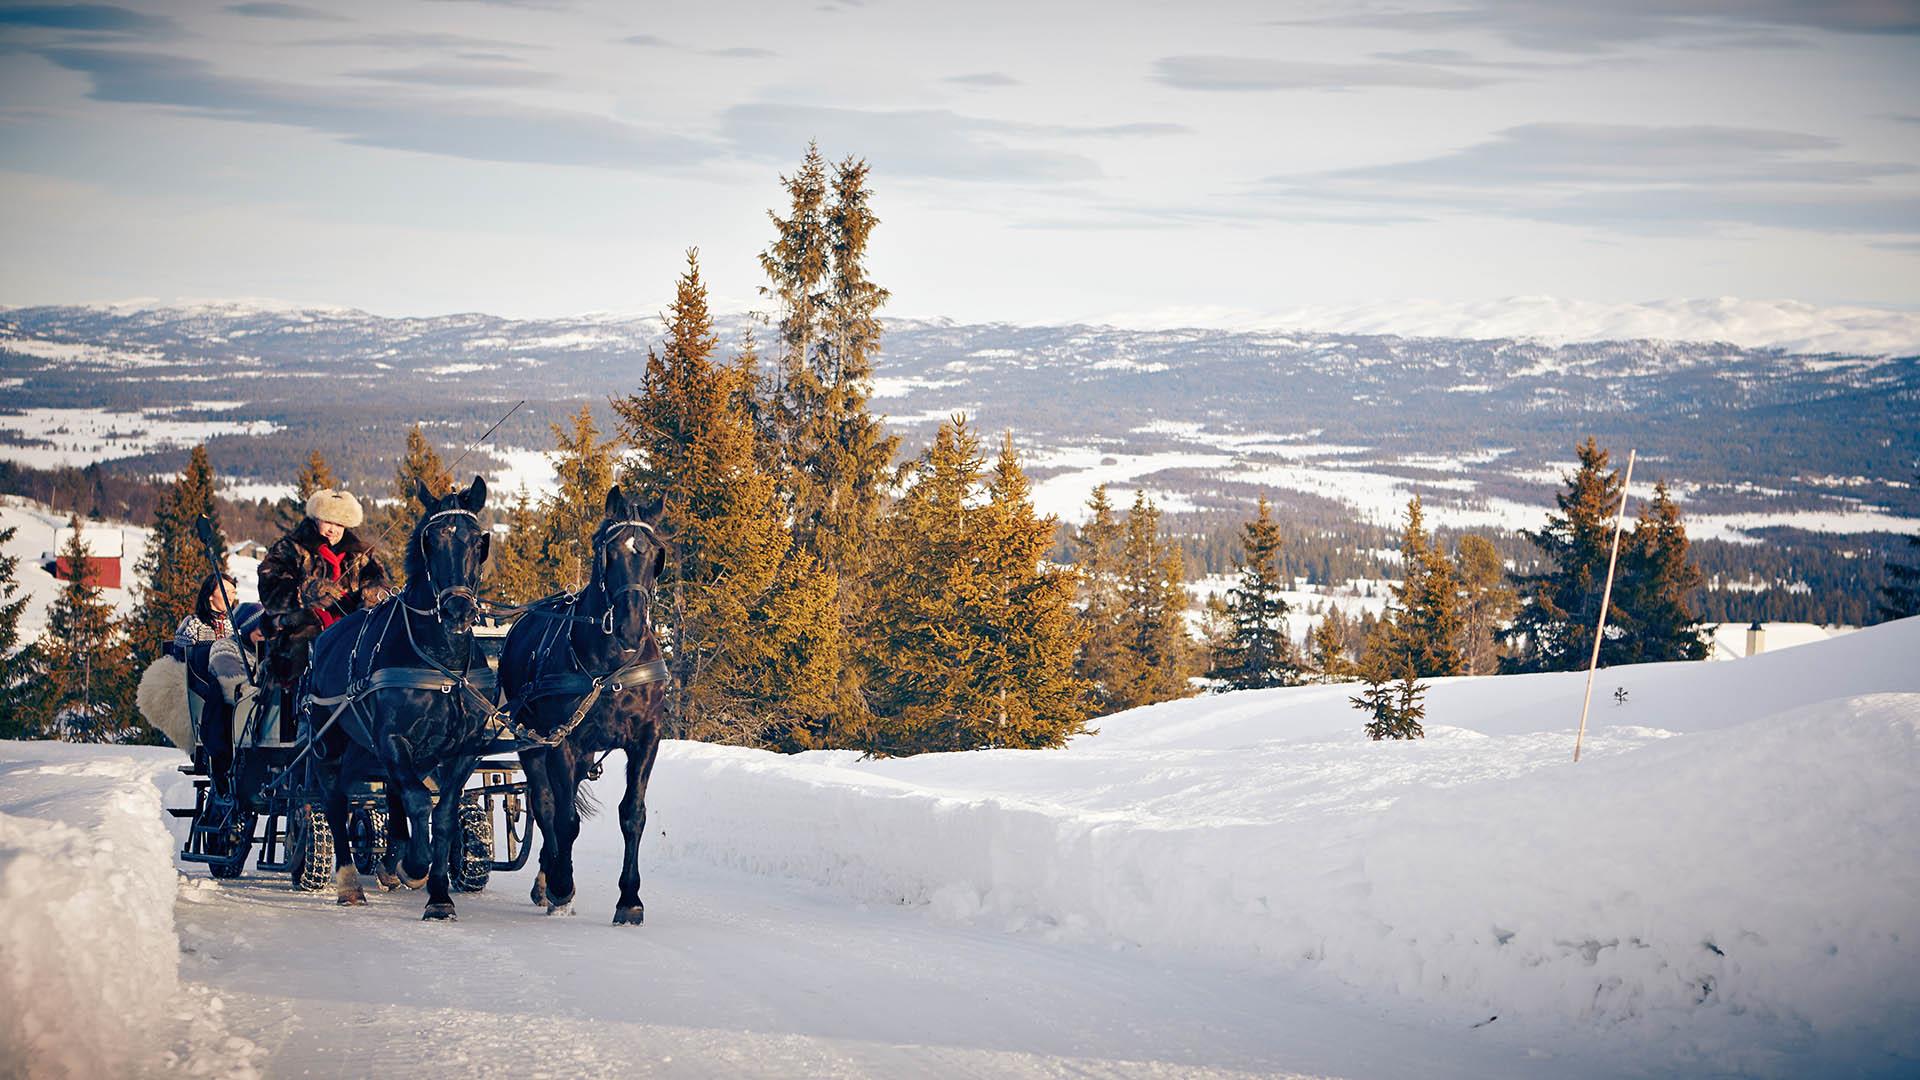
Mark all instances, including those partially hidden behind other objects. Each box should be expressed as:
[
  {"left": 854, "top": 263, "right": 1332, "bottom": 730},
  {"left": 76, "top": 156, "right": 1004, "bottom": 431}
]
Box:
[{"left": 165, "top": 614, "right": 536, "bottom": 892}]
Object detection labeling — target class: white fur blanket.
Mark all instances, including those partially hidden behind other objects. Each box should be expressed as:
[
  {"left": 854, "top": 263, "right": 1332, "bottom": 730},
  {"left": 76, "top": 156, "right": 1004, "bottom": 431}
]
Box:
[{"left": 137, "top": 656, "right": 194, "bottom": 752}]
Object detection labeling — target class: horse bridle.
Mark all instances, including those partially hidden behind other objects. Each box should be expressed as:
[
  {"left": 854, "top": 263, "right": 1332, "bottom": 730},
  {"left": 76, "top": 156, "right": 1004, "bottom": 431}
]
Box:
[
  {"left": 593, "top": 517, "right": 660, "bottom": 636},
  {"left": 403, "top": 506, "right": 484, "bottom": 618}
]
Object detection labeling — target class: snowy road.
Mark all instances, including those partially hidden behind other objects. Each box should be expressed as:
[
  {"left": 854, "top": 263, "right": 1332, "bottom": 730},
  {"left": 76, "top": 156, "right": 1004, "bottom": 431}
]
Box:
[{"left": 174, "top": 815, "right": 1608, "bottom": 1080}]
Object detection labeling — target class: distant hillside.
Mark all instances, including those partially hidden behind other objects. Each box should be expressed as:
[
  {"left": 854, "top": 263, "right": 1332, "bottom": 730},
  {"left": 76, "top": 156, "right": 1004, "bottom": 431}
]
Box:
[{"left": 3, "top": 302, "right": 1916, "bottom": 545}]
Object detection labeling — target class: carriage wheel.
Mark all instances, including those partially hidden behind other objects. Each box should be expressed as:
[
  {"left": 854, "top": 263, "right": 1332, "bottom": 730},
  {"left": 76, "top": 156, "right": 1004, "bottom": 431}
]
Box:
[
  {"left": 207, "top": 810, "right": 257, "bottom": 879},
  {"left": 287, "top": 803, "right": 336, "bottom": 893},
  {"left": 451, "top": 793, "right": 492, "bottom": 893},
  {"left": 351, "top": 805, "right": 390, "bottom": 875}
]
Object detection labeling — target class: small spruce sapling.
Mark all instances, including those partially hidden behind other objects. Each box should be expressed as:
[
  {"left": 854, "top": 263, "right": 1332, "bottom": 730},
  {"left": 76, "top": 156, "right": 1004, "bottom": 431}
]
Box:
[{"left": 1351, "top": 668, "right": 1427, "bottom": 741}]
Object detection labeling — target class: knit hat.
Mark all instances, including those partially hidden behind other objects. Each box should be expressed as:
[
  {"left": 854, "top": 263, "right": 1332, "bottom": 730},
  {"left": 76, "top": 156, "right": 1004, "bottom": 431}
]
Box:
[{"left": 305, "top": 488, "right": 364, "bottom": 529}]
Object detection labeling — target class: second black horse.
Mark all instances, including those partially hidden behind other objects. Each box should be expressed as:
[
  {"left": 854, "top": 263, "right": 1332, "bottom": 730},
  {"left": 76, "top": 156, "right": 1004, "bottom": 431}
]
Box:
[{"left": 498, "top": 485, "right": 670, "bottom": 924}]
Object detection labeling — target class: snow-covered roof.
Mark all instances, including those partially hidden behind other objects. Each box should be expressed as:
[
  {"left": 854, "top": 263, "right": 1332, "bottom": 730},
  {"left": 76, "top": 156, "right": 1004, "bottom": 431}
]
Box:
[{"left": 50, "top": 524, "right": 125, "bottom": 558}]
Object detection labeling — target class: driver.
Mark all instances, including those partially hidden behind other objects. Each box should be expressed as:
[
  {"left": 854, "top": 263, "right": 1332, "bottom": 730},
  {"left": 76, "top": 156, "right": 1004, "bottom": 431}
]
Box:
[{"left": 259, "top": 488, "right": 390, "bottom": 734}]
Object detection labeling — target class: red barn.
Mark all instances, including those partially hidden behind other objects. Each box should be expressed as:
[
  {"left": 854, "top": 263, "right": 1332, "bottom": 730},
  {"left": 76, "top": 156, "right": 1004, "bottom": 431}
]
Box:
[{"left": 45, "top": 524, "right": 125, "bottom": 589}]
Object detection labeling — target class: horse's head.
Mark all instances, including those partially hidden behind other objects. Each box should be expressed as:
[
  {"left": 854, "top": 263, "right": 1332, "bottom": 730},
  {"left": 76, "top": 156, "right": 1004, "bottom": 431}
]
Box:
[
  {"left": 408, "top": 475, "right": 491, "bottom": 634},
  {"left": 593, "top": 484, "right": 665, "bottom": 647}
]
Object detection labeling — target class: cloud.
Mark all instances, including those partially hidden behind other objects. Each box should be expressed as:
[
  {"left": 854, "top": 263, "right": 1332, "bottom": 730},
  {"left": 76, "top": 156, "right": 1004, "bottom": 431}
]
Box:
[
  {"left": 1298, "top": 123, "right": 1913, "bottom": 187},
  {"left": 722, "top": 104, "right": 1188, "bottom": 183},
  {"left": 1153, "top": 55, "right": 1498, "bottom": 91},
  {"left": 349, "top": 62, "right": 553, "bottom": 88},
  {"left": 620, "top": 33, "right": 672, "bottom": 47},
  {"left": 1273, "top": 2, "right": 1920, "bottom": 54},
  {"left": 38, "top": 47, "right": 719, "bottom": 171},
  {"left": 0, "top": 3, "right": 175, "bottom": 36},
  {"left": 705, "top": 46, "right": 777, "bottom": 59},
  {"left": 224, "top": 3, "right": 346, "bottom": 21},
  {"left": 1255, "top": 123, "right": 1920, "bottom": 236},
  {"left": 301, "top": 31, "right": 542, "bottom": 51},
  {"left": 945, "top": 72, "right": 1022, "bottom": 88},
  {"left": 1874, "top": 238, "right": 1920, "bottom": 253}
]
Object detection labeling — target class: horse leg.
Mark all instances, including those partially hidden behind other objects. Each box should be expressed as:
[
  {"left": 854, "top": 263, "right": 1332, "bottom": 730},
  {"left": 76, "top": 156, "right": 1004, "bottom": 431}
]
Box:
[
  {"left": 522, "top": 748, "right": 562, "bottom": 908},
  {"left": 392, "top": 774, "right": 433, "bottom": 889},
  {"left": 542, "top": 747, "right": 583, "bottom": 915},
  {"left": 377, "top": 783, "right": 407, "bottom": 890},
  {"left": 422, "top": 760, "right": 477, "bottom": 921},
  {"left": 323, "top": 776, "right": 365, "bottom": 906},
  {"left": 613, "top": 738, "right": 661, "bottom": 926}
]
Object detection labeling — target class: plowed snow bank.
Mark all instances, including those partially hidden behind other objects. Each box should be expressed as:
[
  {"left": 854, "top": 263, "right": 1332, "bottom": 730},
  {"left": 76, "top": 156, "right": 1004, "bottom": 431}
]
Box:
[{"left": 0, "top": 743, "right": 183, "bottom": 1079}]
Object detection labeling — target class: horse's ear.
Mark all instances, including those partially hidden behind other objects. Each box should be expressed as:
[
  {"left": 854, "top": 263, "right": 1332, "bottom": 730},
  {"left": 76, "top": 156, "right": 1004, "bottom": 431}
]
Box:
[
  {"left": 637, "top": 492, "right": 664, "bottom": 525},
  {"left": 604, "top": 484, "right": 630, "bottom": 519},
  {"left": 460, "top": 475, "right": 487, "bottom": 512},
  {"left": 413, "top": 477, "right": 436, "bottom": 510}
]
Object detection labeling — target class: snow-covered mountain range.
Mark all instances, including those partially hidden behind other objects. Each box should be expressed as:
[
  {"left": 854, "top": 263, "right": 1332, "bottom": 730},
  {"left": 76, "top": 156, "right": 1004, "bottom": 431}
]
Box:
[{"left": 2, "top": 302, "right": 1916, "bottom": 538}]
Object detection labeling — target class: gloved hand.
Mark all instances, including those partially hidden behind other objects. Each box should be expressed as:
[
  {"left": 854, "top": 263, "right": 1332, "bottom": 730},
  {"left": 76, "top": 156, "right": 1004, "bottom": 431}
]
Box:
[
  {"left": 217, "top": 671, "right": 251, "bottom": 706},
  {"left": 299, "top": 576, "right": 346, "bottom": 609}
]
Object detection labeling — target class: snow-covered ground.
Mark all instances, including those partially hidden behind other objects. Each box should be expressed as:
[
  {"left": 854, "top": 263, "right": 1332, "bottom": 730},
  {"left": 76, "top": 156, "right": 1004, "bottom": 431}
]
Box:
[
  {"left": 3, "top": 619, "right": 1917, "bottom": 1077},
  {"left": 0, "top": 407, "right": 280, "bottom": 470}
]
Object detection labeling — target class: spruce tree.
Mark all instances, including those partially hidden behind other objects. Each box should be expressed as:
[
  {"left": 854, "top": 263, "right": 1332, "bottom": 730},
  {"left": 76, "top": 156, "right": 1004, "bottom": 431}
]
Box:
[
  {"left": 1618, "top": 481, "right": 1708, "bottom": 662},
  {"left": 1454, "top": 533, "right": 1517, "bottom": 675},
  {"left": 1207, "top": 495, "right": 1298, "bottom": 689},
  {"left": 21, "top": 518, "right": 139, "bottom": 741},
  {"left": 1351, "top": 669, "right": 1427, "bottom": 741},
  {"left": 976, "top": 433, "right": 1090, "bottom": 747},
  {"left": 1369, "top": 497, "right": 1465, "bottom": 678},
  {"left": 1072, "top": 485, "right": 1136, "bottom": 712},
  {"left": 129, "top": 445, "right": 224, "bottom": 668},
  {"left": 487, "top": 487, "right": 552, "bottom": 605},
  {"left": 0, "top": 525, "right": 27, "bottom": 733},
  {"left": 1878, "top": 471, "right": 1920, "bottom": 622},
  {"left": 862, "top": 420, "right": 1087, "bottom": 754},
  {"left": 1308, "top": 614, "right": 1355, "bottom": 683},
  {"left": 387, "top": 425, "right": 453, "bottom": 548},
  {"left": 616, "top": 251, "right": 823, "bottom": 746},
  {"left": 761, "top": 146, "right": 899, "bottom": 596},
  {"left": 274, "top": 449, "right": 338, "bottom": 533},
  {"left": 1109, "top": 491, "right": 1195, "bottom": 710},
  {"left": 542, "top": 405, "right": 616, "bottom": 591},
  {"left": 1501, "top": 438, "right": 1634, "bottom": 673}
]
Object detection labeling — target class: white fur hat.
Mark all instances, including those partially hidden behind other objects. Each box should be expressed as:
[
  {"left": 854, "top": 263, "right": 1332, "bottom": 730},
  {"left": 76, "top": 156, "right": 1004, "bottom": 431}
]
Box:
[{"left": 305, "top": 488, "right": 364, "bottom": 528}]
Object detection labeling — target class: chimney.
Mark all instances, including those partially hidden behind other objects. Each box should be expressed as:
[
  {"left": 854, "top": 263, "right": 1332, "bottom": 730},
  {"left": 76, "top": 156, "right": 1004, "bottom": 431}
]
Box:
[{"left": 1746, "top": 621, "right": 1765, "bottom": 658}]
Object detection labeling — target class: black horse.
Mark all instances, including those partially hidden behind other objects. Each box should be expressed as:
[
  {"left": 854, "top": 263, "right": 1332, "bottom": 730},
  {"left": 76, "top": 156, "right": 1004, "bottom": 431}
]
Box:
[
  {"left": 301, "top": 476, "right": 494, "bottom": 920},
  {"left": 498, "top": 485, "right": 670, "bottom": 924}
]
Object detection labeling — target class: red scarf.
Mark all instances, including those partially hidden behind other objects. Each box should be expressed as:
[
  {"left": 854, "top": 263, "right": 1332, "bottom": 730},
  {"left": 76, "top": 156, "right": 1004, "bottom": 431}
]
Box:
[{"left": 314, "top": 543, "right": 346, "bottom": 629}]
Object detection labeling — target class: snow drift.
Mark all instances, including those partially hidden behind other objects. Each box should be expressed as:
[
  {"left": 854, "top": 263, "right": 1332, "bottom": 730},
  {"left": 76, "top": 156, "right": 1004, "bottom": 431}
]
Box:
[
  {"left": 638, "top": 617, "right": 1920, "bottom": 1067},
  {"left": 0, "top": 743, "right": 184, "bottom": 1079}
]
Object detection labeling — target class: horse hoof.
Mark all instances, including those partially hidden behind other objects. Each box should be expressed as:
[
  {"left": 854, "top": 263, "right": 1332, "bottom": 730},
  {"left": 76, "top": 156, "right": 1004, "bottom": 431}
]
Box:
[
  {"left": 546, "top": 901, "right": 575, "bottom": 918},
  {"left": 612, "top": 904, "right": 644, "bottom": 926},
  {"left": 377, "top": 870, "right": 402, "bottom": 891},
  {"left": 530, "top": 872, "right": 548, "bottom": 907},
  {"left": 334, "top": 867, "right": 366, "bottom": 906},
  {"left": 422, "top": 903, "right": 457, "bottom": 922},
  {"left": 401, "top": 866, "right": 430, "bottom": 890}
]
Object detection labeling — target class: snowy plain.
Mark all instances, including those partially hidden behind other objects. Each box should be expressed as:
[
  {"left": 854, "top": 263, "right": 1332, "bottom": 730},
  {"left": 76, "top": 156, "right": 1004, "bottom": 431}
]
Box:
[{"left": 2, "top": 617, "right": 1917, "bottom": 1077}]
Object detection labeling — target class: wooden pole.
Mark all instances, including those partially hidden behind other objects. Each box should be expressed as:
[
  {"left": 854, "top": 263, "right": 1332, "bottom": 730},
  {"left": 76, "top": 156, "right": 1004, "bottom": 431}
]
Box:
[{"left": 1574, "top": 448, "right": 1635, "bottom": 763}]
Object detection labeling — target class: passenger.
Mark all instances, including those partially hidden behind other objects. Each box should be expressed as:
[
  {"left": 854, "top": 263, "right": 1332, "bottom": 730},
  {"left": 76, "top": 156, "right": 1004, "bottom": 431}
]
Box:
[
  {"left": 175, "top": 570, "right": 240, "bottom": 652},
  {"left": 259, "top": 488, "right": 390, "bottom": 737}
]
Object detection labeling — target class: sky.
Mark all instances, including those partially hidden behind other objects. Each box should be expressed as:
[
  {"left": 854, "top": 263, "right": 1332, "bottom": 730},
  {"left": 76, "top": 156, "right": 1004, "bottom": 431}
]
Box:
[{"left": 1, "top": 0, "right": 1917, "bottom": 326}]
